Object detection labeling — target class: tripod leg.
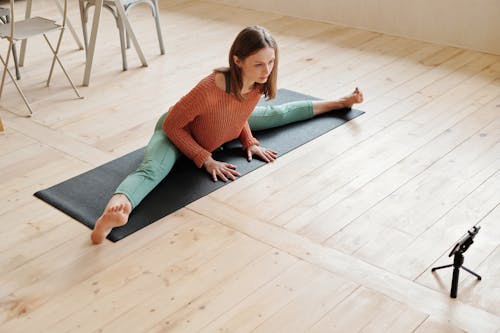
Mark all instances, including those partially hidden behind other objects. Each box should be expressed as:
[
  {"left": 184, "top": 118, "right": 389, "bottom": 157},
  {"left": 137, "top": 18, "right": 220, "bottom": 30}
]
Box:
[
  {"left": 461, "top": 266, "right": 482, "bottom": 280},
  {"left": 450, "top": 266, "right": 459, "bottom": 298},
  {"left": 431, "top": 264, "right": 453, "bottom": 272}
]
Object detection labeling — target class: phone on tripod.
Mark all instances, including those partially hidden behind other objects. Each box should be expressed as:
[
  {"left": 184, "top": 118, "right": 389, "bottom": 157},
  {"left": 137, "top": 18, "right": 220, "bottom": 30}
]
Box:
[{"left": 432, "top": 225, "right": 482, "bottom": 298}]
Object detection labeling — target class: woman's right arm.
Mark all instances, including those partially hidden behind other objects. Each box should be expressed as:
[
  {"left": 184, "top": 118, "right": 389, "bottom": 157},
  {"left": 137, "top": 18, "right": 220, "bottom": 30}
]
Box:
[
  {"left": 164, "top": 113, "right": 241, "bottom": 181},
  {"left": 163, "top": 77, "right": 242, "bottom": 181},
  {"left": 162, "top": 85, "right": 212, "bottom": 168}
]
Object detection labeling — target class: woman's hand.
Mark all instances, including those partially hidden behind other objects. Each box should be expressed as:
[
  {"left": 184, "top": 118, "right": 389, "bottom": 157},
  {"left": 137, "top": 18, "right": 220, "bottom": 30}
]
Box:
[
  {"left": 246, "top": 145, "right": 278, "bottom": 163},
  {"left": 203, "top": 157, "right": 241, "bottom": 182}
]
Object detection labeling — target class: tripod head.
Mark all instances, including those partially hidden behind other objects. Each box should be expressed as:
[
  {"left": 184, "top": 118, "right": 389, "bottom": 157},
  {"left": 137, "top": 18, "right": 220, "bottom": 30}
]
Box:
[{"left": 449, "top": 226, "right": 481, "bottom": 257}]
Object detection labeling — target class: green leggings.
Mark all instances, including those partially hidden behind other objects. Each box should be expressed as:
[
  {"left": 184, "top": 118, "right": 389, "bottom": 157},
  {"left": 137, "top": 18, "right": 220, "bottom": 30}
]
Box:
[{"left": 115, "top": 100, "right": 314, "bottom": 209}]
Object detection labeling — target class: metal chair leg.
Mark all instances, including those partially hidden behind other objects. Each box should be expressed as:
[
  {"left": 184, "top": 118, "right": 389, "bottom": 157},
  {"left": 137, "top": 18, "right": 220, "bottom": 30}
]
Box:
[
  {"left": 0, "top": 51, "right": 34, "bottom": 115},
  {"left": 125, "top": 0, "right": 165, "bottom": 55},
  {"left": 11, "top": 43, "right": 20, "bottom": 80},
  {"left": 116, "top": 14, "right": 128, "bottom": 70},
  {"left": 79, "top": 0, "right": 89, "bottom": 53},
  {"left": 152, "top": 0, "right": 165, "bottom": 55},
  {"left": 44, "top": 34, "right": 82, "bottom": 99},
  {"left": 2, "top": 13, "right": 21, "bottom": 79},
  {"left": 53, "top": 0, "right": 84, "bottom": 50}
]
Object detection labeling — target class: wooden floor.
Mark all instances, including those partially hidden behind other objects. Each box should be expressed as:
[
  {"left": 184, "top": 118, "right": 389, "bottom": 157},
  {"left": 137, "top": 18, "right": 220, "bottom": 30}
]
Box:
[{"left": 1, "top": 0, "right": 499, "bottom": 332}]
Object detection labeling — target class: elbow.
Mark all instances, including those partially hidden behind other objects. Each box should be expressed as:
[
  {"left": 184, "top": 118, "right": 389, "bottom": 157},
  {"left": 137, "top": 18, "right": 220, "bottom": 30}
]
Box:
[{"left": 162, "top": 117, "right": 173, "bottom": 137}]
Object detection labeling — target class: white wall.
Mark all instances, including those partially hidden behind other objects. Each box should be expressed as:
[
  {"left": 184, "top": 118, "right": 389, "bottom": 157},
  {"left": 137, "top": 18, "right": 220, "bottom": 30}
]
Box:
[{"left": 208, "top": 0, "right": 500, "bottom": 55}]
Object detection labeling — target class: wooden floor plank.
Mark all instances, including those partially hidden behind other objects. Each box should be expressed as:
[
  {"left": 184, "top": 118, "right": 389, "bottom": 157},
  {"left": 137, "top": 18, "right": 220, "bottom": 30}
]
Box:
[
  {"left": 325, "top": 97, "right": 500, "bottom": 257},
  {"left": 297, "top": 65, "right": 500, "bottom": 242},
  {"left": 199, "top": 260, "right": 328, "bottom": 332},
  {"left": 71, "top": 234, "right": 270, "bottom": 333},
  {"left": 1, "top": 213, "right": 247, "bottom": 332},
  {"left": 413, "top": 317, "right": 467, "bottom": 333},
  {"left": 146, "top": 249, "right": 299, "bottom": 333},
  {"left": 0, "top": 1, "right": 499, "bottom": 332},
  {"left": 251, "top": 272, "right": 358, "bottom": 333},
  {"left": 188, "top": 196, "right": 500, "bottom": 332},
  {"left": 308, "top": 287, "right": 425, "bottom": 333}
]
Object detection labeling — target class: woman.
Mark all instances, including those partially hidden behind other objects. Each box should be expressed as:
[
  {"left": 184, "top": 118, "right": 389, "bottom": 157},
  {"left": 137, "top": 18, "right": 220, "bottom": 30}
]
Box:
[{"left": 91, "top": 26, "right": 363, "bottom": 244}]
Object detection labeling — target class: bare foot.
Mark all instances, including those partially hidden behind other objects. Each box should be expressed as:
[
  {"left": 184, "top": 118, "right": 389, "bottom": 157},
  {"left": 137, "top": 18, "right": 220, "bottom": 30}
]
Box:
[
  {"left": 341, "top": 87, "right": 364, "bottom": 109},
  {"left": 91, "top": 203, "right": 131, "bottom": 244},
  {"left": 312, "top": 88, "right": 365, "bottom": 116}
]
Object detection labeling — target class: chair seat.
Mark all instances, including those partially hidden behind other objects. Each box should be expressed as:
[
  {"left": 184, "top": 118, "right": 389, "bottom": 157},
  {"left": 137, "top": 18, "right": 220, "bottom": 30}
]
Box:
[
  {"left": 85, "top": 0, "right": 145, "bottom": 6},
  {"left": 85, "top": 0, "right": 117, "bottom": 5},
  {"left": 0, "top": 17, "right": 60, "bottom": 40}
]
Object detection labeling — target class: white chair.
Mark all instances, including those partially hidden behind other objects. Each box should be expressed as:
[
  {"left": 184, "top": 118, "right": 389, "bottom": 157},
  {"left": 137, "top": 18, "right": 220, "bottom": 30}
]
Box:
[
  {"left": 0, "top": 6, "right": 20, "bottom": 80},
  {"left": 0, "top": 0, "right": 82, "bottom": 115},
  {"left": 79, "top": 0, "right": 165, "bottom": 71}
]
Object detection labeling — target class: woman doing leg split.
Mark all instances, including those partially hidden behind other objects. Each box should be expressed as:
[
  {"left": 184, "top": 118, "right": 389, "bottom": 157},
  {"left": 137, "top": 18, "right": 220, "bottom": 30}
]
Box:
[{"left": 91, "top": 26, "right": 363, "bottom": 244}]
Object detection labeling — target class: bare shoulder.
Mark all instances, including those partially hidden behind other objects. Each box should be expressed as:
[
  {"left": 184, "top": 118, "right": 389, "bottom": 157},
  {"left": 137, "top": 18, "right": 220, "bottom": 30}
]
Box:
[{"left": 214, "top": 72, "right": 226, "bottom": 92}]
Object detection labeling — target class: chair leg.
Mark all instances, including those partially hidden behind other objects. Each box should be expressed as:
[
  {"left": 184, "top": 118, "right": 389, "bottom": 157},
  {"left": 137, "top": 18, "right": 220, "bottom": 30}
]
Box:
[
  {"left": 47, "top": 30, "right": 62, "bottom": 86},
  {"left": 53, "top": 0, "right": 85, "bottom": 50},
  {"left": 116, "top": 14, "right": 128, "bottom": 71},
  {"left": 79, "top": 0, "right": 89, "bottom": 53},
  {"left": 152, "top": 0, "right": 165, "bottom": 55},
  {"left": 0, "top": 51, "right": 34, "bottom": 115},
  {"left": 11, "top": 43, "right": 21, "bottom": 80},
  {"left": 125, "top": 1, "right": 165, "bottom": 55},
  {"left": 44, "top": 34, "right": 82, "bottom": 99},
  {"left": 83, "top": 1, "right": 131, "bottom": 70},
  {"left": 19, "top": 0, "right": 33, "bottom": 68},
  {"left": 4, "top": 13, "right": 21, "bottom": 79},
  {"left": 125, "top": 17, "right": 131, "bottom": 49},
  {"left": 0, "top": 43, "right": 12, "bottom": 98},
  {"left": 124, "top": 5, "right": 131, "bottom": 49}
]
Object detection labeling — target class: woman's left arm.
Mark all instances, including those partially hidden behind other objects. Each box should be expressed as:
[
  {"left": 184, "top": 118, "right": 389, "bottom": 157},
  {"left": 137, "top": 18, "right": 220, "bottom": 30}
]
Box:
[
  {"left": 238, "top": 121, "right": 259, "bottom": 149},
  {"left": 239, "top": 121, "right": 278, "bottom": 162}
]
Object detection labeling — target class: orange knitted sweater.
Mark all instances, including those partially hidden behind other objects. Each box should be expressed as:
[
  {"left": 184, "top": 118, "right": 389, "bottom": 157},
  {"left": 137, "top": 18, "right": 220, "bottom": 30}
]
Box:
[{"left": 163, "top": 72, "right": 261, "bottom": 168}]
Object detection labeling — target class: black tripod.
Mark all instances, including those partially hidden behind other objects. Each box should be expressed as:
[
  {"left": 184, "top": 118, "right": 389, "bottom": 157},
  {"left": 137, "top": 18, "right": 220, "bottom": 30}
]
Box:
[{"left": 431, "top": 226, "right": 482, "bottom": 298}]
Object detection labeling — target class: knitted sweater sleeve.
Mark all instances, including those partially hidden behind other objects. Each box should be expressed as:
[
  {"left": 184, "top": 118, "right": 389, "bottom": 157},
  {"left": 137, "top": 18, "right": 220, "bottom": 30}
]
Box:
[
  {"left": 239, "top": 121, "right": 260, "bottom": 150},
  {"left": 162, "top": 85, "right": 212, "bottom": 168}
]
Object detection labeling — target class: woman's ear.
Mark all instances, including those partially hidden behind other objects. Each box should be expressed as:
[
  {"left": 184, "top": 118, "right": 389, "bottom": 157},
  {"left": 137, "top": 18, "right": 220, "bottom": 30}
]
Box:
[{"left": 233, "top": 55, "right": 241, "bottom": 67}]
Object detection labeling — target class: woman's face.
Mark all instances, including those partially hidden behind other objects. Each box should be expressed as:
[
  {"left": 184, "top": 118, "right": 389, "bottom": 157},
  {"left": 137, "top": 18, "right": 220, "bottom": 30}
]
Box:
[{"left": 235, "top": 47, "right": 275, "bottom": 85}]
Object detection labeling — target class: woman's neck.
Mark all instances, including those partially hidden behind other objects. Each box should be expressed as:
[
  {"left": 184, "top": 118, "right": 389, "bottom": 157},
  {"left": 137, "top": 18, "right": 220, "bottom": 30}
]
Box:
[{"left": 241, "top": 80, "right": 255, "bottom": 94}]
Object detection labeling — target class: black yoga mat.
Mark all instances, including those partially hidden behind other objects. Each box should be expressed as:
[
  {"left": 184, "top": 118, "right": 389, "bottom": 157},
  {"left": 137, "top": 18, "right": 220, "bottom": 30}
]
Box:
[{"left": 35, "top": 89, "right": 364, "bottom": 241}]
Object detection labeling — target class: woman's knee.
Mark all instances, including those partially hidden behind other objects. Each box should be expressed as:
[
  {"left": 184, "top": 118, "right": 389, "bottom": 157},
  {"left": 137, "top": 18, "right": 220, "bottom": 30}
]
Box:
[{"left": 137, "top": 158, "right": 173, "bottom": 181}]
